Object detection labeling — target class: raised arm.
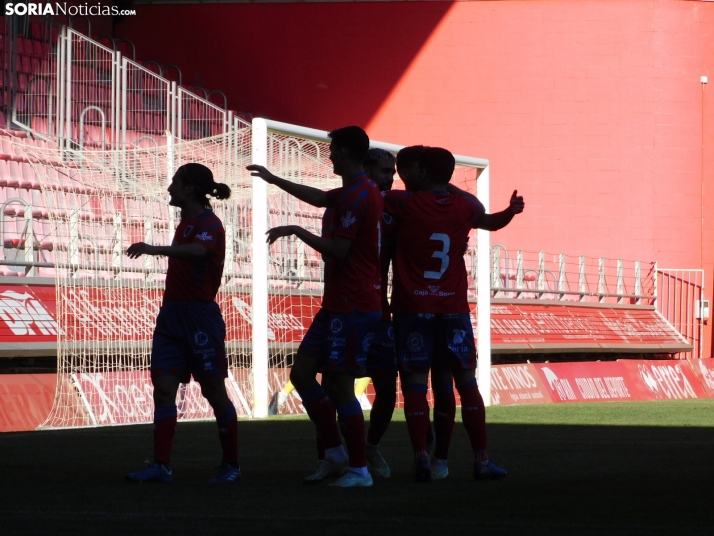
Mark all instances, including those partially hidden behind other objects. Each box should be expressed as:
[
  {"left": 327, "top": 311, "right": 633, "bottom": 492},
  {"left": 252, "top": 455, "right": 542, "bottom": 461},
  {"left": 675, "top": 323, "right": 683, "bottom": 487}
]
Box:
[
  {"left": 477, "top": 190, "right": 524, "bottom": 231},
  {"left": 127, "top": 242, "right": 207, "bottom": 259},
  {"left": 266, "top": 225, "right": 352, "bottom": 260},
  {"left": 247, "top": 165, "right": 328, "bottom": 207}
]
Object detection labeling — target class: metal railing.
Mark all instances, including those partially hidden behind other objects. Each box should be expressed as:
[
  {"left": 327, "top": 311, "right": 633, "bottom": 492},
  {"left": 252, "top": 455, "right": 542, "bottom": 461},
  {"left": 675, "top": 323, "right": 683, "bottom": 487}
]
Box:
[
  {"left": 655, "top": 268, "right": 705, "bottom": 360},
  {"left": 7, "top": 25, "right": 240, "bottom": 152}
]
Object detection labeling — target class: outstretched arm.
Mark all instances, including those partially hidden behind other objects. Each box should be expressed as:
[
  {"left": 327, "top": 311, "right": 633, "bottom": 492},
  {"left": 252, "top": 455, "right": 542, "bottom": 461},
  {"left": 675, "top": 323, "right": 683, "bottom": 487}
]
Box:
[
  {"left": 477, "top": 190, "right": 524, "bottom": 231},
  {"left": 247, "top": 165, "right": 328, "bottom": 207},
  {"left": 266, "top": 225, "right": 352, "bottom": 260},
  {"left": 127, "top": 242, "right": 207, "bottom": 259}
]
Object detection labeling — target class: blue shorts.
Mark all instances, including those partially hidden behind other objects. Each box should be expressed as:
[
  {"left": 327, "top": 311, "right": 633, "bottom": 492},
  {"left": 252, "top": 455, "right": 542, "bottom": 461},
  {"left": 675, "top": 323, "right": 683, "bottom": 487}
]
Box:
[
  {"left": 151, "top": 301, "right": 228, "bottom": 385},
  {"left": 298, "top": 308, "right": 381, "bottom": 375},
  {"left": 363, "top": 319, "right": 397, "bottom": 376},
  {"left": 394, "top": 313, "right": 477, "bottom": 374}
]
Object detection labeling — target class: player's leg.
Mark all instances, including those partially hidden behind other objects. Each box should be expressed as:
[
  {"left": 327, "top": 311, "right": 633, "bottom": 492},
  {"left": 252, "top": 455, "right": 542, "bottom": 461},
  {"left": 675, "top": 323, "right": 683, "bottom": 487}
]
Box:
[
  {"left": 289, "top": 309, "right": 347, "bottom": 482},
  {"left": 395, "top": 312, "right": 435, "bottom": 482},
  {"left": 430, "top": 366, "right": 456, "bottom": 480},
  {"left": 441, "top": 312, "right": 506, "bottom": 479},
  {"left": 200, "top": 380, "right": 241, "bottom": 482},
  {"left": 126, "top": 374, "right": 181, "bottom": 483},
  {"left": 323, "top": 371, "right": 371, "bottom": 487},
  {"left": 290, "top": 353, "right": 344, "bottom": 454},
  {"left": 127, "top": 305, "right": 185, "bottom": 483},
  {"left": 400, "top": 370, "right": 432, "bottom": 482},
  {"left": 354, "top": 376, "right": 371, "bottom": 397},
  {"left": 452, "top": 367, "right": 507, "bottom": 480},
  {"left": 365, "top": 370, "right": 397, "bottom": 478},
  {"left": 269, "top": 379, "right": 296, "bottom": 415},
  {"left": 322, "top": 309, "right": 380, "bottom": 487},
  {"left": 184, "top": 301, "right": 240, "bottom": 482}
]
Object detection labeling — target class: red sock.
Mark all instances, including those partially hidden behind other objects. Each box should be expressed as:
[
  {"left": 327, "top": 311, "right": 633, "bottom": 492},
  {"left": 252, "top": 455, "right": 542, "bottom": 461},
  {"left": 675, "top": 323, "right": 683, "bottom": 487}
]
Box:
[
  {"left": 366, "top": 373, "right": 397, "bottom": 446},
  {"left": 337, "top": 400, "right": 367, "bottom": 467},
  {"left": 216, "top": 404, "right": 239, "bottom": 465},
  {"left": 153, "top": 406, "right": 177, "bottom": 466},
  {"left": 403, "top": 385, "right": 430, "bottom": 458},
  {"left": 300, "top": 384, "right": 342, "bottom": 450},
  {"left": 433, "top": 383, "right": 456, "bottom": 460},
  {"left": 457, "top": 380, "right": 488, "bottom": 462}
]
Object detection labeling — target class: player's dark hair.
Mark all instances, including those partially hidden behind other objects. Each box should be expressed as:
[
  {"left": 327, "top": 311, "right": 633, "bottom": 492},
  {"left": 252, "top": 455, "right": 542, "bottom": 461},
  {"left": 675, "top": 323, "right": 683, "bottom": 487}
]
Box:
[
  {"left": 396, "top": 145, "right": 426, "bottom": 172},
  {"left": 178, "top": 163, "right": 231, "bottom": 209},
  {"left": 421, "top": 147, "right": 455, "bottom": 184},
  {"left": 363, "top": 148, "right": 396, "bottom": 167},
  {"left": 328, "top": 126, "right": 370, "bottom": 162}
]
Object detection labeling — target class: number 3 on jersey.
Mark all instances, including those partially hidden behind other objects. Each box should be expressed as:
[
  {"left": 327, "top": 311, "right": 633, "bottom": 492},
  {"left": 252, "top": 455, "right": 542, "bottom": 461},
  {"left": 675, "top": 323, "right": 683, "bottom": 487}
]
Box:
[{"left": 424, "top": 233, "right": 450, "bottom": 279}]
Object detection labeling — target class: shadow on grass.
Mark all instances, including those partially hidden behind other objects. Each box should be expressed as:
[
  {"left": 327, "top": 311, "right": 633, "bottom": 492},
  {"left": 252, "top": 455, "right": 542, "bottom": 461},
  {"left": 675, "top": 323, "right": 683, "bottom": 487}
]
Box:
[{"left": 0, "top": 410, "right": 713, "bottom": 536}]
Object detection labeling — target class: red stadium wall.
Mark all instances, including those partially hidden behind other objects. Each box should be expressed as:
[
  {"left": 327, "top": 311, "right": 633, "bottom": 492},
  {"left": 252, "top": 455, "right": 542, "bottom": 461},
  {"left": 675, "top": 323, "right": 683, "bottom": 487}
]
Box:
[{"left": 116, "top": 0, "right": 714, "bottom": 354}]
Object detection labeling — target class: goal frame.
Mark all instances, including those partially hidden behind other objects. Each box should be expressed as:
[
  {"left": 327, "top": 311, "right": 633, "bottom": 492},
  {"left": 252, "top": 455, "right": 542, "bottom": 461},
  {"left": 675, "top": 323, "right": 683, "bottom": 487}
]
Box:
[{"left": 250, "top": 117, "right": 492, "bottom": 417}]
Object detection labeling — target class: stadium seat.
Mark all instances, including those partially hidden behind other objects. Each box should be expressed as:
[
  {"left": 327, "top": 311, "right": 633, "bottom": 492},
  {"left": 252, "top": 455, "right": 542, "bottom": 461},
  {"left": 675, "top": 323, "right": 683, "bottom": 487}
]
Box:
[
  {"left": 31, "top": 40, "right": 43, "bottom": 58},
  {"left": 30, "top": 22, "right": 43, "bottom": 41}
]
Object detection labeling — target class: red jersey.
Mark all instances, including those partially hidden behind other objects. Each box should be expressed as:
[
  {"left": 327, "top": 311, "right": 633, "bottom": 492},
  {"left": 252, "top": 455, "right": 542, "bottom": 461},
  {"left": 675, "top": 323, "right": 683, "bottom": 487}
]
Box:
[
  {"left": 163, "top": 210, "right": 226, "bottom": 303},
  {"left": 322, "top": 174, "right": 383, "bottom": 313},
  {"left": 383, "top": 190, "right": 485, "bottom": 314}
]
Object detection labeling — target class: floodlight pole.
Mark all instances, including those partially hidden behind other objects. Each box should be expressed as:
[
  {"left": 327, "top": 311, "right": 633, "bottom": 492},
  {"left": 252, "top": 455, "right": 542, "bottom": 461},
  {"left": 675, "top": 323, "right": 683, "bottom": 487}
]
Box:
[
  {"left": 477, "top": 165, "right": 492, "bottom": 406},
  {"left": 251, "top": 118, "right": 269, "bottom": 419}
]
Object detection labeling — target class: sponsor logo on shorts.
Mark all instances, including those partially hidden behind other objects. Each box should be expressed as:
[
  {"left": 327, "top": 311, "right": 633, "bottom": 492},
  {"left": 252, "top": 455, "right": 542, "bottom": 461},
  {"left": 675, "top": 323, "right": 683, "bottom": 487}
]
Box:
[
  {"left": 330, "top": 350, "right": 340, "bottom": 360},
  {"left": 183, "top": 225, "right": 194, "bottom": 237},
  {"left": 452, "top": 329, "right": 467, "bottom": 344},
  {"left": 387, "top": 326, "right": 394, "bottom": 340},
  {"left": 194, "top": 331, "right": 209, "bottom": 346},
  {"left": 407, "top": 332, "right": 424, "bottom": 353},
  {"left": 382, "top": 213, "right": 393, "bottom": 225},
  {"left": 330, "top": 318, "right": 343, "bottom": 333}
]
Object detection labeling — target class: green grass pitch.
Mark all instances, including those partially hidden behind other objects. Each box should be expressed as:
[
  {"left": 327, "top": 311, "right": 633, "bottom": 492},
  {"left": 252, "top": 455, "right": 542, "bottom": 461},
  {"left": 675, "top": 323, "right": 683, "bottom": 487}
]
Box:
[{"left": 1, "top": 400, "right": 713, "bottom": 535}]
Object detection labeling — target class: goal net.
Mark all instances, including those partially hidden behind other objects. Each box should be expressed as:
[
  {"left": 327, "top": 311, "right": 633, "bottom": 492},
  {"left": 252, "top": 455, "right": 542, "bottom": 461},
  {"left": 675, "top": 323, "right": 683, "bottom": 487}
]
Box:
[{"left": 12, "top": 120, "right": 487, "bottom": 428}]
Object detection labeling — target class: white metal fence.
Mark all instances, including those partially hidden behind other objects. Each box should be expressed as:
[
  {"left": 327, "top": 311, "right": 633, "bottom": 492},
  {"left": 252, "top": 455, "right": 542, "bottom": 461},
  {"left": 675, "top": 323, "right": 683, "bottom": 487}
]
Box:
[{"left": 656, "top": 268, "right": 705, "bottom": 360}]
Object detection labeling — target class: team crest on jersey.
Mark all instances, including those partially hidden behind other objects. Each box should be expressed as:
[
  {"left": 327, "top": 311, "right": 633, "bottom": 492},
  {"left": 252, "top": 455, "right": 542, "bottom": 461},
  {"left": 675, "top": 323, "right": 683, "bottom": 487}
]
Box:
[
  {"left": 183, "top": 225, "right": 194, "bottom": 237},
  {"left": 341, "top": 211, "right": 357, "bottom": 228},
  {"left": 195, "top": 231, "right": 214, "bottom": 242},
  {"left": 330, "top": 318, "right": 343, "bottom": 333},
  {"left": 194, "top": 331, "right": 209, "bottom": 346},
  {"left": 382, "top": 213, "right": 393, "bottom": 225},
  {"left": 407, "top": 332, "right": 424, "bottom": 352}
]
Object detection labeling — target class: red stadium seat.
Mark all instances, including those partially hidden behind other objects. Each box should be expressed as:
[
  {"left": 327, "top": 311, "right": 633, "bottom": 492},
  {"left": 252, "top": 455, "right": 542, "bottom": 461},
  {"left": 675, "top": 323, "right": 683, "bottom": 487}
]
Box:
[
  {"left": 31, "top": 40, "right": 43, "bottom": 58},
  {"left": 0, "top": 160, "right": 10, "bottom": 184},
  {"left": 21, "top": 55, "right": 32, "bottom": 74},
  {"left": 30, "top": 23, "right": 43, "bottom": 41}
]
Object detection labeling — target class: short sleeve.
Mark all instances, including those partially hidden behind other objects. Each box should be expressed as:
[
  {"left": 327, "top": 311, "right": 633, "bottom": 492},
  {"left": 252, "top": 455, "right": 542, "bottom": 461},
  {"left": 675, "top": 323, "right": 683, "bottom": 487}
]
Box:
[
  {"left": 325, "top": 187, "right": 343, "bottom": 208},
  {"left": 383, "top": 190, "right": 411, "bottom": 217},
  {"left": 193, "top": 216, "right": 224, "bottom": 256},
  {"left": 330, "top": 186, "right": 369, "bottom": 240},
  {"left": 465, "top": 196, "right": 486, "bottom": 228}
]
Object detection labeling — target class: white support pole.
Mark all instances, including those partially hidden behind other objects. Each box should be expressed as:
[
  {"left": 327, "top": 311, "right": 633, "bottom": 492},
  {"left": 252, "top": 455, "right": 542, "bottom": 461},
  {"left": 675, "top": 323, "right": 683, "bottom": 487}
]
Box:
[
  {"left": 251, "top": 118, "right": 269, "bottom": 419},
  {"left": 477, "top": 165, "right": 492, "bottom": 406}
]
